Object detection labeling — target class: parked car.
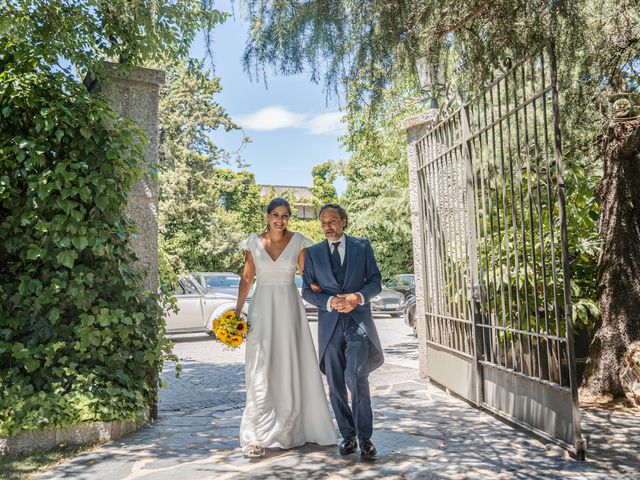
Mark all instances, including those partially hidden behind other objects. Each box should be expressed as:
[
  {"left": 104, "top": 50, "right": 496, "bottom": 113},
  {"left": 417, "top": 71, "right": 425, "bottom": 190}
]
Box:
[
  {"left": 403, "top": 294, "right": 417, "bottom": 336},
  {"left": 387, "top": 274, "right": 415, "bottom": 300},
  {"left": 370, "top": 286, "right": 405, "bottom": 317},
  {"left": 164, "top": 275, "right": 247, "bottom": 335},
  {"left": 295, "top": 274, "right": 318, "bottom": 315},
  {"left": 191, "top": 271, "right": 253, "bottom": 302}
]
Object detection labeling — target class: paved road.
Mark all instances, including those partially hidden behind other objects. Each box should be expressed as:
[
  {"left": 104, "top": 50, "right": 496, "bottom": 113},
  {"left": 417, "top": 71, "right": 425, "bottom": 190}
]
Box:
[
  {"left": 157, "top": 314, "right": 417, "bottom": 416},
  {"left": 38, "top": 316, "right": 637, "bottom": 479}
]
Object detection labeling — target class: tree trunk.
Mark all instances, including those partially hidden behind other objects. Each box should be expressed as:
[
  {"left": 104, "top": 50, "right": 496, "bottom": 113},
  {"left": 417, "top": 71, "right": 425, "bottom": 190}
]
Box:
[{"left": 580, "top": 118, "right": 640, "bottom": 397}]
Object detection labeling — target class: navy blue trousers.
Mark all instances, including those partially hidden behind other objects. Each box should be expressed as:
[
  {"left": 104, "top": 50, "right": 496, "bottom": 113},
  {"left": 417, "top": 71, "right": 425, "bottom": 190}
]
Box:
[{"left": 324, "top": 314, "right": 372, "bottom": 440}]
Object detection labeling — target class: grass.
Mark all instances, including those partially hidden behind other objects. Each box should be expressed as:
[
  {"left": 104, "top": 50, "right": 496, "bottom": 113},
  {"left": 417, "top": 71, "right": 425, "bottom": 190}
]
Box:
[{"left": 0, "top": 444, "right": 98, "bottom": 480}]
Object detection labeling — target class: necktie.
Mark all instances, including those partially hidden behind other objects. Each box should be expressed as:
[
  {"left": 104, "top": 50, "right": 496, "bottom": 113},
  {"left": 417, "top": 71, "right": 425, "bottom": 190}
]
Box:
[{"left": 331, "top": 241, "right": 342, "bottom": 276}]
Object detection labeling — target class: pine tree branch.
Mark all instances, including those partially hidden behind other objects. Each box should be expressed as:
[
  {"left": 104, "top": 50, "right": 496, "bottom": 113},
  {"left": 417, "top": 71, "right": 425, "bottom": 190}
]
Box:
[{"left": 425, "top": 0, "right": 496, "bottom": 37}]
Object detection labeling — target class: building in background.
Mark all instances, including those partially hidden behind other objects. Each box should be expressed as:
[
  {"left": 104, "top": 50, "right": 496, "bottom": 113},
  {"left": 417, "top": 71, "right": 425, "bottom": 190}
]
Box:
[{"left": 259, "top": 184, "right": 317, "bottom": 219}]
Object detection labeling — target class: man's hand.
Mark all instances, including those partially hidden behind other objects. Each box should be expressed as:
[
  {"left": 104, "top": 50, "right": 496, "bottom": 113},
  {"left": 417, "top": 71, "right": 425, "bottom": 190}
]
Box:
[
  {"left": 330, "top": 296, "right": 347, "bottom": 311},
  {"left": 335, "top": 293, "right": 360, "bottom": 313},
  {"left": 310, "top": 283, "right": 322, "bottom": 293}
]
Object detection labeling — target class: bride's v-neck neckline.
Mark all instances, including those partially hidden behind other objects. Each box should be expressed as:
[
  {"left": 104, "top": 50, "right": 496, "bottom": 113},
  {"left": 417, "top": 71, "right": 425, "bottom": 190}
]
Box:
[{"left": 257, "top": 232, "right": 296, "bottom": 263}]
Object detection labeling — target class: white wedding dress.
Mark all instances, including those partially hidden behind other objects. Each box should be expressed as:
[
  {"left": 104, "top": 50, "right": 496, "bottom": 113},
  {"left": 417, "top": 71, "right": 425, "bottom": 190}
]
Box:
[{"left": 238, "top": 232, "right": 336, "bottom": 450}]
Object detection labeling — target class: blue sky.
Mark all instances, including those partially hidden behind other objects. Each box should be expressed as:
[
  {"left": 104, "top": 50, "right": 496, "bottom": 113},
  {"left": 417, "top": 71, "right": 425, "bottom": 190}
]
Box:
[{"left": 192, "top": 1, "right": 348, "bottom": 194}]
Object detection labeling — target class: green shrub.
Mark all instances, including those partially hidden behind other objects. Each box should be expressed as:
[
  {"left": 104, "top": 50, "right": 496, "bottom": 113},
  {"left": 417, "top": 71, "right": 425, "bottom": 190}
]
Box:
[{"left": 0, "top": 42, "right": 173, "bottom": 436}]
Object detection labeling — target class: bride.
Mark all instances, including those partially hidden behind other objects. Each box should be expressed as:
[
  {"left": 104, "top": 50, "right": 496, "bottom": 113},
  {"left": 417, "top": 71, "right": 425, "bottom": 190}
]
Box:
[{"left": 234, "top": 197, "right": 336, "bottom": 457}]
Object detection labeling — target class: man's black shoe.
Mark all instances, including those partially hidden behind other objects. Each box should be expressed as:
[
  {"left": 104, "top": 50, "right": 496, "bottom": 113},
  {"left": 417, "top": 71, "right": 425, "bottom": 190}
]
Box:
[
  {"left": 339, "top": 437, "right": 357, "bottom": 455},
  {"left": 359, "top": 438, "right": 377, "bottom": 459}
]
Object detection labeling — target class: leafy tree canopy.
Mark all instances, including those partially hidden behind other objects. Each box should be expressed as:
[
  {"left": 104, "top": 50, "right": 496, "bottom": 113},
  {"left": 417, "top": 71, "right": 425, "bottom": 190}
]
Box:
[
  {"left": 238, "top": 0, "right": 638, "bottom": 110},
  {"left": 340, "top": 71, "right": 425, "bottom": 279},
  {"left": 311, "top": 160, "right": 338, "bottom": 207},
  {"left": 1, "top": 0, "right": 226, "bottom": 74},
  {"left": 158, "top": 59, "right": 260, "bottom": 282}
]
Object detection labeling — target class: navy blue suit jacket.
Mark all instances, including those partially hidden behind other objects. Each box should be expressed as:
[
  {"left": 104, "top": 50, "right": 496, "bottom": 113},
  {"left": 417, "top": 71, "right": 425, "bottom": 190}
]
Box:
[{"left": 302, "top": 235, "right": 384, "bottom": 374}]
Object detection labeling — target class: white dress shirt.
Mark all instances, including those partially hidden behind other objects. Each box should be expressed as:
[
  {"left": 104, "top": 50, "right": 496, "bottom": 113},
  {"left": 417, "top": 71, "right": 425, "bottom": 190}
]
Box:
[{"left": 326, "top": 235, "right": 365, "bottom": 312}]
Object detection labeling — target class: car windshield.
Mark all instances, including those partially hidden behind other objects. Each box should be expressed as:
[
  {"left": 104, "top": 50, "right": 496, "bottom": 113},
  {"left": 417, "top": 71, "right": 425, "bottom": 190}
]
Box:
[
  {"left": 295, "top": 275, "right": 303, "bottom": 288},
  {"left": 179, "top": 277, "right": 202, "bottom": 295},
  {"left": 205, "top": 275, "right": 240, "bottom": 288}
]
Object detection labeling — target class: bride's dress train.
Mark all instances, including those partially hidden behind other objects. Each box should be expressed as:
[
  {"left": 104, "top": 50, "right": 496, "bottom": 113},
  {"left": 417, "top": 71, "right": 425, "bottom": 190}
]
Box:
[{"left": 238, "top": 232, "right": 336, "bottom": 450}]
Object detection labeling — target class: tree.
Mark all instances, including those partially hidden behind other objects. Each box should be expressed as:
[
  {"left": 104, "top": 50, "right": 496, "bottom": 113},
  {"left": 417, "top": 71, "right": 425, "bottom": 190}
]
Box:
[
  {"left": 1, "top": 0, "right": 225, "bottom": 74},
  {"left": 582, "top": 114, "right": 640, "bottom": 396},
  {"left": 158, "top": 59, "right": 259, "bottom": 283},
  {"left": 239, "top": 1, "right": 583, "bottom": 105},
  {"left": 234, "top": 0, "right": 640, "bottom": 396},
  {"left": 311, "top": 161, "right": 338, "bottom": 207},
  {"left": 340, "top": 71, "right": 425, "bottom": 280}
]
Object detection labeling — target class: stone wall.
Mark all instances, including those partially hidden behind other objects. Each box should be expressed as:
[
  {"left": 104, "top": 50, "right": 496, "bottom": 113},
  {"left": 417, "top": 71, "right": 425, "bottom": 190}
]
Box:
[
  {"left": 403, "top": 110, "right": 439, "bottom": 379},
  {"left": 0, "top": 410, "right": 150, "bottom": 457},
  {"left": 100, "top": 64, "right": 165, "bottom": 293}
]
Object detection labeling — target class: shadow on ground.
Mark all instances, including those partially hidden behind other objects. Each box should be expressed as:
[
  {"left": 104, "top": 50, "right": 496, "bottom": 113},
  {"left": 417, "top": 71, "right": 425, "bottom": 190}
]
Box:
[
  {"left": 383, "top": 339, "right": 419, "bottom": 364},
  {"left": 35, "top": 360, "right": 640, "bottom": 479}
]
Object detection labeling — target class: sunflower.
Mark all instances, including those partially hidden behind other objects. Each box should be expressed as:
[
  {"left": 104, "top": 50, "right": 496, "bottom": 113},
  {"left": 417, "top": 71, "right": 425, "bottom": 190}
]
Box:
[
  {"left": 229, "top": 335, "right": 243, "bottom": 347},
  {"left": 217, "top": 330, "right": 228, "bottom": 342},
  {"left": 213, "top": 319, "right": 220, "bottom": 331},
  {"left": 223, "top": 310, "right": 235, "bottom": 321},
  {"left": 236, "top": 320, "right": 247, "bottom": 334}
]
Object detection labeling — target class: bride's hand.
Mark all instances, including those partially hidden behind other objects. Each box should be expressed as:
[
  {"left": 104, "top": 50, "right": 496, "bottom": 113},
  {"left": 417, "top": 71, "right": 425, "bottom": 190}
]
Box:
[{"left": 311, "top": 283, "right": 322, "bottom": 293}]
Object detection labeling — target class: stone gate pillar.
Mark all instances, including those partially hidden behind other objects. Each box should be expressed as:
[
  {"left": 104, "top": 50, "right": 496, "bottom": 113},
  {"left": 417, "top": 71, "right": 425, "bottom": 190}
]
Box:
[
  {"left": 100, "top": 64, "right": 165, "bottom": 293},
  {"left": 403, "top": 110, "right": 438, "bottom": 379}
]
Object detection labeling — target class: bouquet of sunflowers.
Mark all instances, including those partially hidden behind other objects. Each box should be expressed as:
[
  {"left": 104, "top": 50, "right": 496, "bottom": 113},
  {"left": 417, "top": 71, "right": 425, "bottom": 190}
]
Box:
[{"left": 212, "top": 310, "right": 248, "bottom": 349}]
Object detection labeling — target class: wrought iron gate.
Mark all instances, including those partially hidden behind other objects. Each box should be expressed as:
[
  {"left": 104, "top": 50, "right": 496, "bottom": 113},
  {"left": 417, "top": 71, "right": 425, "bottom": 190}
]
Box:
[{"left": 415, "top": 48, "right": 586, "bottom": 458}]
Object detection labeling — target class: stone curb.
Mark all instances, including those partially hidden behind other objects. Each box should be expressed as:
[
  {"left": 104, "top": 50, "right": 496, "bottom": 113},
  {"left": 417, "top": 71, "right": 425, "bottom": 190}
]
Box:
[{"left": 0, "top": 408, "right": 150, "bottom": 458}]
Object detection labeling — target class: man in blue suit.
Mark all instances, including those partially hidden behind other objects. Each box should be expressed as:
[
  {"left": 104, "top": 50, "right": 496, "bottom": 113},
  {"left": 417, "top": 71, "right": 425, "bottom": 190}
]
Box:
[{"left": 302, "top": 203, "right": 383, "bottom": 459}]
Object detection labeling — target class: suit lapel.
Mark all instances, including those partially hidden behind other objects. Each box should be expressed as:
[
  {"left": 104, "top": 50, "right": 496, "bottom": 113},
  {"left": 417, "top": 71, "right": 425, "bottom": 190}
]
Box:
[{"left": 343, "top": 235, "right": 354, "bottom": 286}]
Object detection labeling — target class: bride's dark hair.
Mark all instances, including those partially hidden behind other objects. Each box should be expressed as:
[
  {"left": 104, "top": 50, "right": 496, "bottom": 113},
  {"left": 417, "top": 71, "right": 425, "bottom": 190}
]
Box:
[{"left": 264, "top": 197, "right": 292, "bottom": 232}]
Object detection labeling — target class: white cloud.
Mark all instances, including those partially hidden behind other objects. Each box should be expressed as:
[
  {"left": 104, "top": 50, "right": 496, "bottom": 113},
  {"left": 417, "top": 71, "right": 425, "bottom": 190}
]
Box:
[
  {"left": 306, "top": 112, "right": 346, "bottom": 135},
  {"left": 235, "top": 106, "right": 307, "bottom": 131},
  {"left": 235, "top": 106, "right": 345, "bottom": 135}
]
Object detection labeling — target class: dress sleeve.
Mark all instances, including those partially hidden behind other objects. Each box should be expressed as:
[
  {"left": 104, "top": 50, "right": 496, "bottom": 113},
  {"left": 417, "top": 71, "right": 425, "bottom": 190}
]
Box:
[
  {"left": 299, "top": 234, "right": 314, "bottom": 251},
  {"left": 238, "top": 235, "right": 252, "bottom": 251}
]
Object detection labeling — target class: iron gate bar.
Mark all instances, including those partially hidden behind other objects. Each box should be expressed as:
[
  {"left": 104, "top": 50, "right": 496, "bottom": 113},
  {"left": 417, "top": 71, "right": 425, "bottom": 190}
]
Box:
[
  {"left": 497, "top": 76, "right": 519, "bottom": 372},
  {"left": 472, "top": 87, "right": 553, "bottom": 138},
  {"left": 450, "top": 113, "right": 467, "bottom": 349},
  {"left": 550, "top": 44, "right": 585, "bottom": 456},
  {"left": 540, "top": 55, "right": 565, "bottom": 387},
  {"left": 426, "top": 340, "right": 474, "bottom": 360},
  {"left": 521, "top": 58, "right": 546, "bottom": 381},
  {"left": 414, "top": 46, "right": 585, "bottom": 458},
  {"left": 422, "top": 311, "right": 473, "bottom": 324},
  {"left": 462, "top": 104, "right": 486, "bottom": 405},
  {"left": 531, "top": 56, "right": 555, "bottom": 384},
  {"left": 502, "top": 69, "right": 520, "bottom": 373},
  {"left": 509, "top": 64, "right": 530, "bottom": 376},
  {"left": 476, "top": 92, "right": 501, "bottom": 367},
  {"left": 489, "top": 83, "right": 510, "bottom": 369}
]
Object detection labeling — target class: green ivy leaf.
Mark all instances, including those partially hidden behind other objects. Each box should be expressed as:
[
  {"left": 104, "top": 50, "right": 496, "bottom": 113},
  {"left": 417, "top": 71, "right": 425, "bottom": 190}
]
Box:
[
  {"left": 56, "top": 250, "right": 77, "bottom": 268},
  {"left": 26, "top": 245, "right": 44, "bottom": 260},
  {"left": 48, "top": 308, "right": 61, "bottom": 322},
  {"left": 71, "top": 236, "right": 89, "bottom": 250}
]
